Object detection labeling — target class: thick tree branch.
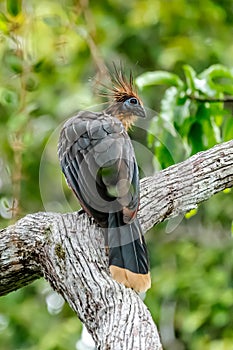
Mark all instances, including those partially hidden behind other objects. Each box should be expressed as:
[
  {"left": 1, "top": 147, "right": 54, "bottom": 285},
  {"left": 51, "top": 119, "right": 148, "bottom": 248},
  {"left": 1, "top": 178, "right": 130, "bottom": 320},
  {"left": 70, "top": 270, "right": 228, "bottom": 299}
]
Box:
[
  {"left": 0, "top": 139, "right": 233, "bottom": 349},
  {"left": 139, "top": 139, "right": 233, "bottom": 232},
  {"left": 0, "top": 212, "right": 162, "bottom": 349}
]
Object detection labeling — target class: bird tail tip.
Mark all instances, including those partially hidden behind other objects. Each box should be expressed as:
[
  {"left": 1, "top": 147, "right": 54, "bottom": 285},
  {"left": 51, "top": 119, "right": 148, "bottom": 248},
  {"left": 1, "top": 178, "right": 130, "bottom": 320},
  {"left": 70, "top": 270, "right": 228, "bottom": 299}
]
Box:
[{"left": 110, "top": 265, "right": 151, "bottom": 293}]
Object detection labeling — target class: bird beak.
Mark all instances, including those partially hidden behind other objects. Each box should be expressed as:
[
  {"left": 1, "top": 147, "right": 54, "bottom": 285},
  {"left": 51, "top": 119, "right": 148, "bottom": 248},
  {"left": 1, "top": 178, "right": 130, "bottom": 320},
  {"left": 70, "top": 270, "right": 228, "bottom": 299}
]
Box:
[{"left": 137, "top": 105, "right": 146, "bottom": 118}]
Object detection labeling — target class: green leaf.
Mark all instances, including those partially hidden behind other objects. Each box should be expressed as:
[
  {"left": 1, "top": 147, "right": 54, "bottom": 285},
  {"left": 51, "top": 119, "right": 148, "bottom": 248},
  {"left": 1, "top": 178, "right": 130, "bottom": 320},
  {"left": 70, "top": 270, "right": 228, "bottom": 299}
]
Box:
[
  {"left": 7, "top": 0, "right": 22, "bottom": 17},
  {"left": 222, "top": 116, "right": 233, "bottom": 141},
  {"left": 223, "top": 188, "right": 231, "bottom": 194},
  {"left": 183, "top": 65, "right": 221, "bottom": 96},
  {"left": 199, "top": 64, "right": 233, "bottom": 80},
  {"left": 0, "top": 12, "right": 10, "bottom": 32},
  {"left": 183, "top": 65, "right": 197, "bottom": 91},
  {"left": 154, "top": 143, "right": 176, "bottom": 168},
  {"left": 25, "top": 75, "right": 38, "bottom": 92},
  {"left": 174, "top": 98, "right": 191, "bottom": 126},
  {"left": 188, "top": 122, "right": 204, "bottom": 153},
  {"left": 0, "top": 197, "right": 13, "bottom": 219},
  {"left": 136, "top": 71, "right": 184, "bottom": 89},
  {"left": 0, "top": 88, "right": 19, "bottom": 108},
  {"left": 4, "top": 52, "right": 23, "bottom": 73},
  {"left": 199, "top": 64, "right": 233, "bottom": 95},
  {"left": 194, "top": 104, "right": 221, "bottom": 147},
  {"left": 160, "top": 86, "right": 179, "bottom": 126},
  {"left": 185, "top": 208, "right": 198, "bottom": 219},
  {"left": 183, "top": 309, "right": 210, "bottom": 332}
]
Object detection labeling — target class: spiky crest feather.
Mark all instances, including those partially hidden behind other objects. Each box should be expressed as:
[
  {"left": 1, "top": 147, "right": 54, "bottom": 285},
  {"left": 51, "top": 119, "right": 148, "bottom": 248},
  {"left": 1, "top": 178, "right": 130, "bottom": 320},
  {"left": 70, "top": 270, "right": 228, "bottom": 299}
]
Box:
[{"left": 100, "top": 63, "right": 142, "bottom": 104}]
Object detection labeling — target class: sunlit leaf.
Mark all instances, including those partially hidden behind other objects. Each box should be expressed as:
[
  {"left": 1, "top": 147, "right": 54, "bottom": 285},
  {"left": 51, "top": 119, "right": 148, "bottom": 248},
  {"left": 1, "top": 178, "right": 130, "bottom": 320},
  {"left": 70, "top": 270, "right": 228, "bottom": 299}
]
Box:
[
  {"left": 174, "top": 98, "right": 191, "bottom": 126},
  {"left": 0, "top": 1, "right": 233, "bottom": 349},
  {"left": 200, "top": 64, "right": 233, "bottom": 95},
  {"left": 185, "top": 208, "right": 198, "bottom": 219},
  {"left": 200, "top": 64, "right": 233, "bottom": 80},
  {"left": 0, "top": 12, "right": 9, "bottom": 32},
  {"left": 183, "top": 309, "right": 210, "bottom": 332},
  {"left": 160, "top": 86, "right": 178, "bottom": 126},
  {"left": 136, "top": 71, "right": 184, "bottom": 89},
  {"left": 223, "top": 188, "right": 231, "bottom": 194},
  {"left": 0, "top": 197, "right": 13, "bottom": 219},
  {"left": 183, "top": 65, "right": 197, "bottom": 91}
]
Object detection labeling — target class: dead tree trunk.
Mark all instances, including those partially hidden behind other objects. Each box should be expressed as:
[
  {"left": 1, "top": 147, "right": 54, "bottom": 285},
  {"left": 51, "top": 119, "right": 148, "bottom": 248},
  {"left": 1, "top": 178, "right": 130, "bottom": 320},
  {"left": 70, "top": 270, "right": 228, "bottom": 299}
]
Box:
[{"left": 0, "top": 139, "right": 233, "bottom": 349}]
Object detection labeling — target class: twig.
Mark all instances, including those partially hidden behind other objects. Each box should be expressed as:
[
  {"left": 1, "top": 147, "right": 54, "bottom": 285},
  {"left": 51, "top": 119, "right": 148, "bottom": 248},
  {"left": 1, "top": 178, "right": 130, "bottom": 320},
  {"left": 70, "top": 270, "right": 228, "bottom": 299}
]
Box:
[{"left": 187, "top": 95, "right": 233, "bottom": 103}]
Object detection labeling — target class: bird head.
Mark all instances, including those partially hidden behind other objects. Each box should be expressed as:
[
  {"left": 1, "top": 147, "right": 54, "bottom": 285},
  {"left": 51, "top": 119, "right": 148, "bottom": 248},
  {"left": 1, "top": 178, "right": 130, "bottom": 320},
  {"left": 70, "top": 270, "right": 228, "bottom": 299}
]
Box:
[{"left": 102, "top": 64, "right": 146, "bottom": 130}]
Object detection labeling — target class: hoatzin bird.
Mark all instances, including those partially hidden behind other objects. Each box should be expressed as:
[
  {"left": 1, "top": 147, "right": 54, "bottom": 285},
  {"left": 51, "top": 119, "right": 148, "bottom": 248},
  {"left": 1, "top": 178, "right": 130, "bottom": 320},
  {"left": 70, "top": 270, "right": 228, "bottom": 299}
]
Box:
[{"left": 58, "top": 66, "right": 151, "bottom": 292}]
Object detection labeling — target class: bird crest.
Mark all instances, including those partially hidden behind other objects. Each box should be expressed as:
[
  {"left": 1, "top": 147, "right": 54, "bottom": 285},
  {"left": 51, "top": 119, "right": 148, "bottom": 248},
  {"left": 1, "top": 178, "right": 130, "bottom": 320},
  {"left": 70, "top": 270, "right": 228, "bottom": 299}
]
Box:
[{"left": 100, "top": 63, "right": 142, "bottom": 104}]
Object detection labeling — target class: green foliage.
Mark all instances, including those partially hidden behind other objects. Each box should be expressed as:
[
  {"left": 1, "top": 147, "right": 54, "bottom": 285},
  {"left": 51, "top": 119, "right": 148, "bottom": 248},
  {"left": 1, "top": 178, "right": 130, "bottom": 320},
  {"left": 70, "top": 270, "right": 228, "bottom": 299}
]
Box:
[
  {"left": 137, "top": 64, "right": 233, "bottom": 167},
  {"left": 147, "top": 222, "right": 233, "bottom": 350},
  {"left": 0, "top": 281, "right": 81, "bottom": 350},
  {"left": 6, "top": 0, "right": 22, "bottom": 17},
  {"left": 0, "top": 0, "right": 232, "bottom": 349}
]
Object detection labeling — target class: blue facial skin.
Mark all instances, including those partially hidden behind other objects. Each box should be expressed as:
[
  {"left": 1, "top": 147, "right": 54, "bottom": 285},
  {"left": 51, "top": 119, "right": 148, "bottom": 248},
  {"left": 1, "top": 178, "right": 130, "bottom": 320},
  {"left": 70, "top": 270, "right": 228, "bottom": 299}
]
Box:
[{"left": 123, "top": 97, "right": 146, "bottom": 118}]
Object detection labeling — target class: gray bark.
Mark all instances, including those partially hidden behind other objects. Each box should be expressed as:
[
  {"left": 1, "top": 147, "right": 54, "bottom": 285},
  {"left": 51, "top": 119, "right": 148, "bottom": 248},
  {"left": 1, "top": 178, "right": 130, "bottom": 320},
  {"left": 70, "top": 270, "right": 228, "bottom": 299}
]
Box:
[{"left": 0, "top": 139, "right": 233, "bottom": 349}]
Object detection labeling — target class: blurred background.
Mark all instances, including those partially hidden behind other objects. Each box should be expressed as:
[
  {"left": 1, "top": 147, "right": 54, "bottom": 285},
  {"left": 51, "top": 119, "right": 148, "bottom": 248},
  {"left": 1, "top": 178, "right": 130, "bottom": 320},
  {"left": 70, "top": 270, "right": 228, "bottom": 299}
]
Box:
[{"left": 0, "top": 0, "right": 232, "bottom": 349}]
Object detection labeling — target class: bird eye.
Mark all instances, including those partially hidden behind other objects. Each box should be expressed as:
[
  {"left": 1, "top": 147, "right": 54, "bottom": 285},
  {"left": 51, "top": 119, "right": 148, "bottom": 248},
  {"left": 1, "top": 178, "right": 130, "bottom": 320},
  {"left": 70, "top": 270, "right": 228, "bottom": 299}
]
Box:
[{"left": 128, "top": 97, "right": 138, "bottom": 105}]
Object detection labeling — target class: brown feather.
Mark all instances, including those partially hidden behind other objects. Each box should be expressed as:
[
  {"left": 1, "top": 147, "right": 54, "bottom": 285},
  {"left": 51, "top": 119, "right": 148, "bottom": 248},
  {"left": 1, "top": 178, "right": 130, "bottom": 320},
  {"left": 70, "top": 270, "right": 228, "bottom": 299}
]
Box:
[
  {"left": 99, "top": 63, "right": 143, "bottom": 105},
  {"left": 99, "top": 64, "right": 145, "bottom": 130},
  {"left": 110, "top": 266, "right": 151, "bottom": 293}
]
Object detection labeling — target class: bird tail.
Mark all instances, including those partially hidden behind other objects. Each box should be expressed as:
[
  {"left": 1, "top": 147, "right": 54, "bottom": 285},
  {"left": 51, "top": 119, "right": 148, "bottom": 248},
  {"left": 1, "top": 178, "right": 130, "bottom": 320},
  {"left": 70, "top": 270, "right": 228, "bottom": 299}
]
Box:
[{"left": 108, "top": 213, "right": 151, "bottom": 292}]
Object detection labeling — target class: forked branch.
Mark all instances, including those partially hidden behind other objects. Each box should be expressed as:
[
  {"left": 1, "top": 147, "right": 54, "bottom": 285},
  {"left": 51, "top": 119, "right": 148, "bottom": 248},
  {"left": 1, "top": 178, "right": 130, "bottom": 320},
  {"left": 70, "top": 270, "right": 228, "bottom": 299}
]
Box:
[{"left": 0, "top": 139, "right": 232, "bottom": 349}]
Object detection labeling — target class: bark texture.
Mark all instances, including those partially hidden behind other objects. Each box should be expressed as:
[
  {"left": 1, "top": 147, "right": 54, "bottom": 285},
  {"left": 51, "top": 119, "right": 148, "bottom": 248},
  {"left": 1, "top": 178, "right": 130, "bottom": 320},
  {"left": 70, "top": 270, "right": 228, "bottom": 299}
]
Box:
[
  {"left": 139, "top": 139, "right": 233, "bottom": 232},
  {"left": 0, "top": 212, "right": 161, "bottom": 349},
  {"left": 0, "top": 139, "right": 233, "bottom": 349}
]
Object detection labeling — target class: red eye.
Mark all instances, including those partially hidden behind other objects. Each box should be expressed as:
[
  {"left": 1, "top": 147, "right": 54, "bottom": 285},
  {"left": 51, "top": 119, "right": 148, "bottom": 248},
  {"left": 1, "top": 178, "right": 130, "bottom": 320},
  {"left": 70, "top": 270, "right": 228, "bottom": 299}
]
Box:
[{"left": 129, "top": 98, "right": 138, "bottom": 105}]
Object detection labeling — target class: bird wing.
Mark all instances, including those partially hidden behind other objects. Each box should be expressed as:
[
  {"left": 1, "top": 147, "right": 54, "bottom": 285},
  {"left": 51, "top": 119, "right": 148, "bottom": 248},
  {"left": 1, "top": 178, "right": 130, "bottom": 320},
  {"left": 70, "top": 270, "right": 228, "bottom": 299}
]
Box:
[{"left": 58, "top": 111, "right": 140, "bottom": 226}]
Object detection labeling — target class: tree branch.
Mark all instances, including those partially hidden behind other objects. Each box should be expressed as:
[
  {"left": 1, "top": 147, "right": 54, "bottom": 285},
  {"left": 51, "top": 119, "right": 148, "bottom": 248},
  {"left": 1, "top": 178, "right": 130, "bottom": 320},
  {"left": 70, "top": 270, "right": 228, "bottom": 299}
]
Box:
[
  {"left": 0, "top": 212, "right": 162, "bottom": 349},
  {"left": 0, "top": 139, "right": 233, "bottom": 349},
  {"left": 187, "top": 94, "right": 233, "bottom": 103},
  {"left": 139, "top": 139, "right": 233, "bottom": 232}
]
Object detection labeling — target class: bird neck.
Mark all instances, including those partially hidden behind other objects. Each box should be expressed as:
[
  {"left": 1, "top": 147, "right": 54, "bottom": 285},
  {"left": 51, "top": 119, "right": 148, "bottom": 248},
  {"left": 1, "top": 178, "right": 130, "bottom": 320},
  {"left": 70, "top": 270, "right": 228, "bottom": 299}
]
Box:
[
  {"left": 104, "top": 104, "right": 137, "bottom": 131},
  {"left": 116, "top": 114, "right": 137, "bottom": 131}
]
